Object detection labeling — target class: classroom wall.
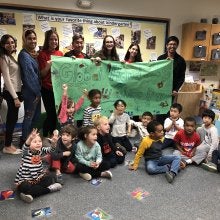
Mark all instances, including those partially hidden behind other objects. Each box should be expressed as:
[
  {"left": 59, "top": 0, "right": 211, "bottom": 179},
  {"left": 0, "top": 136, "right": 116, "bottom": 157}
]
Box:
[{"left": 1, "top": 0, "right": 220, "bottom": 51}]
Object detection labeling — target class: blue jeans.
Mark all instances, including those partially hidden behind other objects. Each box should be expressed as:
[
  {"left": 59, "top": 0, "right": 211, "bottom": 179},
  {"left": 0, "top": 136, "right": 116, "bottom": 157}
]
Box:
[
  {"left": 145, "top": 155, "right": 181, "bottom": 175},
  {"left": 22, "top": 90, "right": 41, "bottom": 140}
]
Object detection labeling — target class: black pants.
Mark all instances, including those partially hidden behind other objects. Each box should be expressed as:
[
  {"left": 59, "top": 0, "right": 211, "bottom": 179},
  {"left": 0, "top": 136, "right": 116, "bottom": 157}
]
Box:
[
  {"left": 41, "top": 87, "right": 57, "bottom": 137},
  {"left": 103, "top": 152, "right": 125, "bottom": 168},
  {"left": 17, "top": 175, "right": 53, "bottom": 198},
  {"left": 112, "top": 136, "right": 133, "bottom": 152},
  {"left": 3, "top": 90, "right": 21, "bottom": 147},
  {"left": 77, "top": 161, "right": 110, "bottom": 178}
]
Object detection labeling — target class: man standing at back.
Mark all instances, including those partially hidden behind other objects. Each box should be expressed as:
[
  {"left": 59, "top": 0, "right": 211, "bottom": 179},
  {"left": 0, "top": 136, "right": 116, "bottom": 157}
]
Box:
[
  {"left": 64, "top": 34, "right": 90, "bottom": 59},
  {"left": 158, "top": 35, "right": 186, "bottom": 100}
]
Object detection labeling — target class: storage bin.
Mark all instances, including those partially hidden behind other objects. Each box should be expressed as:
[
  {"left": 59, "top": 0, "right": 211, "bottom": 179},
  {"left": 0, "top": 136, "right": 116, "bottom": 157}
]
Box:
[{"left": 177, "top": 82, "right": 203, "bottom": 119}]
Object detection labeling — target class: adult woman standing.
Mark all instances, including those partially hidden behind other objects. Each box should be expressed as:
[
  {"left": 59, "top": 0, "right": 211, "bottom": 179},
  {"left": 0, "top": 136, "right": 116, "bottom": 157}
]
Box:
[
  {"left": 124, "top": 43, "right": 142, "bottom": 63},
  {"left": 18, "top": 30, "right": 41, "bottom": 144},
  {"left": 0, "top": 34, "right": 22, "bottom": 154},
  {"left": 38, "top": 30, "right": 63, "bottom": 137},
  {"left": 93, "top": 35, "right": 119, "bottom": 61}
]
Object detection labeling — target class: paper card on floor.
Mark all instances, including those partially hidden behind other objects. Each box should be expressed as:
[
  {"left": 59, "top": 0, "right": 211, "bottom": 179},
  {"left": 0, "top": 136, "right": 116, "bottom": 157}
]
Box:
[
  {"left": 90, "top": 178, "right": 102, "bottom": 186},
  {"left": 85, "top": 207, "right": 112, "bottom": 220},
  {"left": 0, "top": 190, "right": 15, "bottom": 200},
  {"left": 129, "top": 187, "right": 150, "bottom": 201},
  {"left": 31, "top": 207, "right": 52, "bottom": 218}
]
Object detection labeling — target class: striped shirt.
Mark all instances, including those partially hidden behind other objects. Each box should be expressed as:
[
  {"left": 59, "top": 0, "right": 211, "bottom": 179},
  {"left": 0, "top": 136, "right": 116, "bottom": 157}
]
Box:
[
  {"left": 14, "top": 144, "right": 52, "bottom": 185},
  {"left": 83, "top": 105, "right": 101, "bottom": 126}
]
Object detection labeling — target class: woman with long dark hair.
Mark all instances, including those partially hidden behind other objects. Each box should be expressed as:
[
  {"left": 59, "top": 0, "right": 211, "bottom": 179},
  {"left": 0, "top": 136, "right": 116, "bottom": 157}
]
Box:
[
  {"left": 18, "top": 30, "right": 41, "bottom": 144},
  {"left": 0, "top": 34, "right": 22, "bottom": 154},
  {"left": 38, "top": 30, "right": 63, "bottom": 137}
]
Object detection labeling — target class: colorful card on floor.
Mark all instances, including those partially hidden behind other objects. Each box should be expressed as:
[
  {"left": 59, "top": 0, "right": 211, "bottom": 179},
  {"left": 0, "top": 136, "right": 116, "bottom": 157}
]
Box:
[
  {"left": 0, "top": 190, "right": 15, "bottom": 200},
  {"left": 130, "top": 187, "right": 150, "bottom": 201},
  {"left": 31, "top": 207, "right": 52, "bottom": 218},
  {"left": 86, "top": 207, "right": 112, "bottom": 220},
  {"left": 90, "top": 178, "right": 102, "bottom": 186}
]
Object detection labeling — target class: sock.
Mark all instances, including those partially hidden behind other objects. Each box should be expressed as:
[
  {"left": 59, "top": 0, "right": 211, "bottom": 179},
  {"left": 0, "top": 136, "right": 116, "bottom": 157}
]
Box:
[{"left": 185, "top": 159, "right": 192, "bottom": 164}]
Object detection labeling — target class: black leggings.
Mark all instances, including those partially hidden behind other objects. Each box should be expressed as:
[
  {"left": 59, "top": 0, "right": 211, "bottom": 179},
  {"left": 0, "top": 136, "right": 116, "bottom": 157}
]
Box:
[
  {"left": 17, "top": 175, "right": 53, "bottom": 198},
  {"left": 3, "top": 90, "right": 21, "bottom": 146},
  {"left": 76, "top": 161, "right": 110, "bottom": 178}
]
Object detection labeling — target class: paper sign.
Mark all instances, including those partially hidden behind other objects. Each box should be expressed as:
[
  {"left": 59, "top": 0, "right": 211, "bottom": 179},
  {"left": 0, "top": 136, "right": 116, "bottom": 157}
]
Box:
[
  {"left": 40, "top": 21, "right": 51, "bottom": 32},
  {"left": 144, "top": 29, "right": 152, "bottom": 39},
  {"left": 23, "top": 13, "right": 35, "bottom": 25},
  {"left": 111, "top": 28, "right": 120, "bottom": 37},
  {"left": 88, "top": 25, "right": 98, "bottom": 34},
  {"left": 132, "top": 22, "right": 141, "bottom": 31}
]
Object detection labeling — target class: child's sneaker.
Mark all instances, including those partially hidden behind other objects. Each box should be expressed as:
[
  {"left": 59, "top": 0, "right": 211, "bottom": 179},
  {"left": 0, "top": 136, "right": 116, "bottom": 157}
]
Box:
[
  {"left": 55, "top": 174, "right": 64, "bottom": 185},
  {"left": 165, "top": 171, "right": 175, "bottom": 183},
  {"left": 48, "top": 183, "right": 62, "bottom": 192},
  {"left": 20, "top": 193, "right": 33, "bottom": 203},
  {"left": 79, "top": 173, "right": 92, "bottom": 181},
  {"left": 101, "top": 170, "right": 113, "bottom": 179},
  {"left": 201, "top": 162, "right": 217, "bottom": 173}
]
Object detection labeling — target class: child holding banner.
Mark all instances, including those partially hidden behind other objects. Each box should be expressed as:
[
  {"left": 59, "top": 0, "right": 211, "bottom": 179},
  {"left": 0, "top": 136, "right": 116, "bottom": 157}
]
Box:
[
  {"left": 58, "top": 84, "right": 87, "bottom": 128},
  {"left": 83, "top": 89, "right": 102, "bottom": 126}
]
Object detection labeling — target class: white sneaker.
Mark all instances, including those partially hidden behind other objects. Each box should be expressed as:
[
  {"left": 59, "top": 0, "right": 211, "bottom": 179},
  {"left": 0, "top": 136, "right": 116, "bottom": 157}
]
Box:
[
  {"left": 201, "top": 162, "right": 217, "bottom": 172},
  {"left": 20, "top": 193, "right": 33, "bottom": 203},
  {"left": 79, "top": 173, "right": 92, "bottom": 181},
  {"left": 48, "top": 183, "right": 62, "bottom": 192},
  {"left": 101, "top": 170, "right": 113, "bottom": 179}
]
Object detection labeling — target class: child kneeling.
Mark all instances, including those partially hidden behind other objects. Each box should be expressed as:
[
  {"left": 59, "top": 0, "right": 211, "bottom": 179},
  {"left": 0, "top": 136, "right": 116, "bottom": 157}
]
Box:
[
  {"left": 129, "top": 121, "right": 181, "bottom": 183},
  {"left": 15, "top": 129, "right": 62, "bottom": 203},
  {"left": 75, "top": 126, "right": 112, "bottom": 181}
]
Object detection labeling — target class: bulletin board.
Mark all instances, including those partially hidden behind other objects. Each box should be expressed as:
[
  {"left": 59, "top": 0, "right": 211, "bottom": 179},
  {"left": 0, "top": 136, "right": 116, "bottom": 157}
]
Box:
[{"left": 0, "top": 5, "right": 169, "bottom": 61}]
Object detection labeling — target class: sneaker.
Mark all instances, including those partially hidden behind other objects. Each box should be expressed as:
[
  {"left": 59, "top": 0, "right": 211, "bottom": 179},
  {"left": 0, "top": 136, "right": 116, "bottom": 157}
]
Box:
[
  {"left": 55, "top": 174, "right": 64, "bottom": 185},
  {"left": 165, "top": 171, "right": 175, "bottom": 183},
  {"left": 101, "top": 170, "right": 113, "bottom": 179},
  {"left": 79, "top": 173, "right": 92, "bottom": 181},
  {"left": 20, "top": 193, "right": 33, "bottom": 203},
  {"left": 201, "top": 162, "right": 217, "bottom": 173},
  {"left": 185, "top": 159, "right": 192, "bottom": 165},
  {"left": 48, "top": 183, "right": 62, "bottom": 192},
  {"left": 180, "top": 160, "right": 187, "bottom": 169},
  {"left": 3, "top": 147, "right": 22, "bottom": 155}
]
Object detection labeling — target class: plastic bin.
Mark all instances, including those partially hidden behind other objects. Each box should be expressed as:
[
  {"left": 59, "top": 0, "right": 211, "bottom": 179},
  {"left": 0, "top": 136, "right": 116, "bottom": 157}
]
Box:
[{"left": 177, "top": 82, "right": 203, "bottom": 119}]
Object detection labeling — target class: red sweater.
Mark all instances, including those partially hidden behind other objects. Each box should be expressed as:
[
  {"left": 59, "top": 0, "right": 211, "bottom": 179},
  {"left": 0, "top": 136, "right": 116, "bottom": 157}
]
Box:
[{"left": 38, "top": 50, "right": 63, "bottom": 90}]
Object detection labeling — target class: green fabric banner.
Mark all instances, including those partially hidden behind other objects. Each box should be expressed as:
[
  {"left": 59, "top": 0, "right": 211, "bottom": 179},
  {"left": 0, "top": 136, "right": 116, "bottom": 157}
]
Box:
[{"left": 51, "top": 57, "right": 173, "bottom": 119}]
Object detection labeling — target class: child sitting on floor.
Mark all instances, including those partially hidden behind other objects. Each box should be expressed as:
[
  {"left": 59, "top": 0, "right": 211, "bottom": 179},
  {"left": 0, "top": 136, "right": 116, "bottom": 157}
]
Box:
[
  {"left": 75, "top": 125, "right": 112, "bottom": 181},
  {"left": 162, "top": 103, "right": 184, "bottom": 149},
  {"left": 50, "top": 124, "right": 78, "bottom": 184},
  {"left": 95, "top": 116, "right": 125, "bottom": 168},
  {"left": 129, "top": 121, "right": 181, "bottom": 183},
  {"left": 58, "top": 84, "right": 87, "bottom": 127},
  {"left": 109, "top": 99, "right": 133, "bottom": 152},
  {"left": 83, "top": 89, "right": 102, "bottom": 126},
  {"left": 15, "top": 129, "right": 62, "bottom": 203},
  {"left": 130, "top": 111, "right": 153, "bottom": 148},
  {"left": 194, "top": 109, "right": 219, "bottom": 171},
  {"left": 173, "top": 117, "right": 200, "bottom": 166}
]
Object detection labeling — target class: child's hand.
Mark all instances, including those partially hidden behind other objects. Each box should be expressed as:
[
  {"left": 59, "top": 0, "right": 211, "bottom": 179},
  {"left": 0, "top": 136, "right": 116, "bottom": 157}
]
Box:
[
  {"left": 29, "top": 128, "right": 39, "bottom": 141},
  {"left": 46, "top": 60, "right": 52, "bottom": 69},
  {"left": 82, "top": 89, "right": 88, "bottom": 98},
  {"left": 63, "top": 151, "right": 71, "bottom": 157},
  {"left": 50, "top": 130, "right": 59, "bottom": 147},
  {"left": 62, "top": 84, "right": 68, "bottom": 91},
  {"left": 116, "top": 150, "right": 123, "bottom": 156},
  {"left": 129, "top": 164, "right": 137, "bottom": 171},
  {"left": 90, "top": 161, "right": 98, "bottom": 168}
]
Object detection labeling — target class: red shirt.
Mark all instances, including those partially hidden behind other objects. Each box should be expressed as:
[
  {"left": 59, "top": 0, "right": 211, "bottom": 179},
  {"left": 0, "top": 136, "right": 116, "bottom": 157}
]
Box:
[
  {"left": 174, "top": 129, "right": 200, "bottom": 154},
  {"left": 38, "top": 50, "right": 63, "bottom": 90}
]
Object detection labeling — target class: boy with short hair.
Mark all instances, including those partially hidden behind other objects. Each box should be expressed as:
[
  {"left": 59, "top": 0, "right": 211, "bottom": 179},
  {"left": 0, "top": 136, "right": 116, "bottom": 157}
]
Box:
[
  {"left": 130, "top": 111, "right": 153, "bottom": 147},
  {"left": 173, "top": 117, "right": 200, "bottom": 165},
  {"left": 129, "top": 120, "right": 181, "bottom": 183},
  {"left": 194, "top": 109, "right": 219, "bottom": 171},
  {"left": 94, "top": 116, "right": 125, "bottom": 168},
  {"left": 162, "top": 103, "right": 184, "bottom": 149}
]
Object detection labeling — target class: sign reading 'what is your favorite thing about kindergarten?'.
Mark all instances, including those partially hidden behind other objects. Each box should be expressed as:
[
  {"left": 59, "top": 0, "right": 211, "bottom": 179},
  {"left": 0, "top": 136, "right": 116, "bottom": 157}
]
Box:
[{"left": 51, "top": 57, "right": 173, "bottom": 119}]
